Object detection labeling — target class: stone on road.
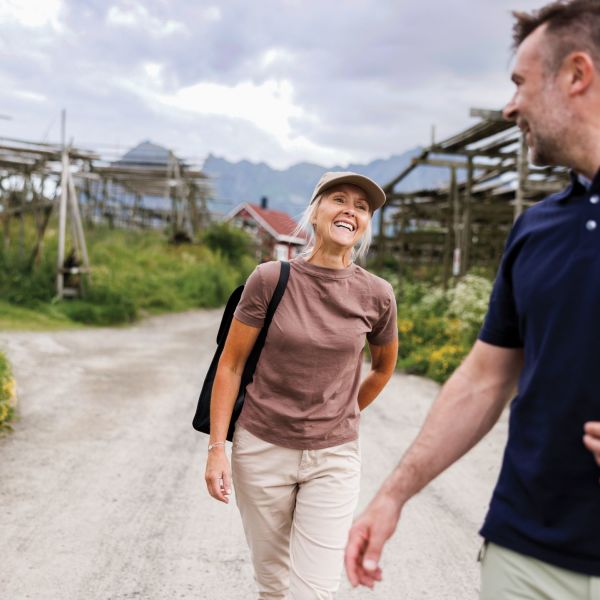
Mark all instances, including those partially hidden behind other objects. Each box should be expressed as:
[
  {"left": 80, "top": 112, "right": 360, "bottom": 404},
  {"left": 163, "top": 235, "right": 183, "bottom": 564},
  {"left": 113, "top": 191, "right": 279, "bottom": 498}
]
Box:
[{"left": 0, "top": 311, "right": 506, "bottom": 599}]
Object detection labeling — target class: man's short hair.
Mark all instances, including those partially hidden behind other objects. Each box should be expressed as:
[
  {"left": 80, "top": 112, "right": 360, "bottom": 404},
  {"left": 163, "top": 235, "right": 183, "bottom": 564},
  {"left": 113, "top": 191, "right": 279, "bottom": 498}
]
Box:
[{"left": 512, "top": 0, "right": 600, "bottom": 73}]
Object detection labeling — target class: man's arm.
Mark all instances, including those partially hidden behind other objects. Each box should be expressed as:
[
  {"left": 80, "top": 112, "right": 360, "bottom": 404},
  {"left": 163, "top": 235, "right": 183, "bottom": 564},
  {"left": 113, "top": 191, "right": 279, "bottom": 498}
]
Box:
[{"left": 345, "top": 340, "right": 524, "bottom": 589}]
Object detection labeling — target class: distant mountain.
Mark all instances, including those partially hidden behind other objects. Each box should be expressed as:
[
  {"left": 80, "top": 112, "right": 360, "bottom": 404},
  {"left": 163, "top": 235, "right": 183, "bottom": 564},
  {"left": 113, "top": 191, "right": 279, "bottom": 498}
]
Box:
[{"left": 202, "top": 148, "right": 451, "bottom": 219}]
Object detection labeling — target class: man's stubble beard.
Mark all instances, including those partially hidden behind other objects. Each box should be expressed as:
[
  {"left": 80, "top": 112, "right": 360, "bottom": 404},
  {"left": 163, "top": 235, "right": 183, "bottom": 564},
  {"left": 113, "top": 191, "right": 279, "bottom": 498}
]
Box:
[
  {"left": 528, "top": 75, "right": 572, "bottom": 168},
  {"left": 528, "top": 129, "right": 564, "bottom": 166}
]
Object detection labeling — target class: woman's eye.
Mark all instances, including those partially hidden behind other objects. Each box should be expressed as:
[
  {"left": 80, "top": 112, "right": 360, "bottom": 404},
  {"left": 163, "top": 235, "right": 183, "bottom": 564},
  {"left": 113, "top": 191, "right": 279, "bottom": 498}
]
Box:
[
  {"left": 357, "top": 204, "right": 368, "bottom": 211},
  {"left": 334, "top": 197, "right": 344, "bottom": 203}
]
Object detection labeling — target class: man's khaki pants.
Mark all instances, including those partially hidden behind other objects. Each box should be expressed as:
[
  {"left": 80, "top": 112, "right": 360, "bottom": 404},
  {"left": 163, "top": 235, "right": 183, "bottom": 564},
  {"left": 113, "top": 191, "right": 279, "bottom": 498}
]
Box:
[
  {"left": 231, "top": 425, "right": 361, "bottom": 600},
  {"left": 480, "top": 542, "right": 600, "bottom": 600}
]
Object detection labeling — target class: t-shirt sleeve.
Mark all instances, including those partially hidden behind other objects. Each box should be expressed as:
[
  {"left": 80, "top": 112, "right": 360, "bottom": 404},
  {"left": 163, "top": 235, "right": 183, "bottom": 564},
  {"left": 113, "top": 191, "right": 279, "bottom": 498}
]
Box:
[
  {"left": 367, "top": 282, "right": 398, "bottom": 346},
  {"left": 478, "top": 220, "right": 524, "bottom": 348},
  {"left": 233, "top": 265, "right": 269, "bottom": 329}
]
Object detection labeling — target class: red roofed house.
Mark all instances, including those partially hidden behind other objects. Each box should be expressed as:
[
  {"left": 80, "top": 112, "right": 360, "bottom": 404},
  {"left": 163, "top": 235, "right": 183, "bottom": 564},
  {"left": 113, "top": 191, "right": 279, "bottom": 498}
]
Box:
[{"left": 225, "top": 198, "right": 307, "bottom": 261}]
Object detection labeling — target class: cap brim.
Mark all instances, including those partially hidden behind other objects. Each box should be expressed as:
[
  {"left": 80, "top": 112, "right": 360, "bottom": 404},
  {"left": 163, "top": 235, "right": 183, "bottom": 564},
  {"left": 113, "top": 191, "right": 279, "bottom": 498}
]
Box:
[{"left": 312, "top": 174, "right": 386, "bottom": 211}]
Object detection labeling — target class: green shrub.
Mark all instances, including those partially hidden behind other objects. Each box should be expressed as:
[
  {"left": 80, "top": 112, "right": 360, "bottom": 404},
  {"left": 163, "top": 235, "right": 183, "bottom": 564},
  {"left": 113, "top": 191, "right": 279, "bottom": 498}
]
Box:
[
  {"left": 395, "top": 274, "right": 492, "bottom": 382},
  {"left": 201, "top": 223, "right": 254, "bottom": 264},
  {"left": 0, "top": 352, "right": 16, "bottom": 431},
  {"left": 0, "top": 253, "right": 55, "bottom": 305}
]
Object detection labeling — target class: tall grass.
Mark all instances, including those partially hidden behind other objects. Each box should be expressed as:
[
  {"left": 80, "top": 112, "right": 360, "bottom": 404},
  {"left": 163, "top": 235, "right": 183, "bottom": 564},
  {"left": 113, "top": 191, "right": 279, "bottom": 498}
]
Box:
[{"left": 0, "top": 222, "right": 256, "bottom": 327}]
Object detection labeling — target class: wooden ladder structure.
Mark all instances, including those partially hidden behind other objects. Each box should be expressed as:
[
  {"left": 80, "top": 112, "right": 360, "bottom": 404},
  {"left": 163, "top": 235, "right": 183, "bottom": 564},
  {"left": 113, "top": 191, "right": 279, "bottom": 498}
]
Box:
[{"left": 56, "top": 146, "right": 90, "bottom": 299}]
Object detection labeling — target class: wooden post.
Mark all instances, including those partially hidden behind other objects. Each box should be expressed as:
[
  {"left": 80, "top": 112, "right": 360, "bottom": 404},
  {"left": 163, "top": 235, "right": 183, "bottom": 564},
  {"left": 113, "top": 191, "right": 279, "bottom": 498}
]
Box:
[
  {"left": 397, "top": 201, "right": 406, "bottom": 277},
  {"left": 67, "top": 166, "right": 90, "bottom": 271},
  {"left": 167, "top": 151, "right": 178, "bottom": 238},
  {"left": 68, "top": 173, "right": 82, "bottom": 259},
  {"left": 2, "top": 178, "right": 10, "bottom": 252},
  {"left": 377, "top": 203, "right": 386, "bottom": 266},
  {"left": 441, "top": 218, "right": 452, "bottom": 289},
  {"left": 57, "top": 149, "right": 69, "bottom": 298},
  {"left": 188, "top": 185, "right": 199, "bottom": 238},
  {"left": 28, "top": 202, "right": 53, "bottom": 270},
  {"left": 18, "top": 179, "right": 26, "bottom": 262},
  {"left": 451, "top": 167, "right": 461, "bottom": 278},
  {"left": 84, "top": 178, "right": 93, "bottom": 227},
  {"left": 462, "top": 157, "right": 473, "bottom": 275},
  {"left": 442, "top": 182, "right": 453, "bottom": 290},
  {"left": 515, "top": 132, "right": 528, "bottom": 220},
  {"left": 133, "top": 193, "right": 141, "bottom": 228},
  {"left": 103, "top": 178, "right": 113, "bottom": 229}
]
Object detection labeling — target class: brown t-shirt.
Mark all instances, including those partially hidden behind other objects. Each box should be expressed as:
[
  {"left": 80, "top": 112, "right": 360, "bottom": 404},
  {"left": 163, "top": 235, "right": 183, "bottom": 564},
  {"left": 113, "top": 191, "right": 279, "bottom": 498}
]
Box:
[{"left": 234, "top": 257, "right": 397, "bottom": 449}]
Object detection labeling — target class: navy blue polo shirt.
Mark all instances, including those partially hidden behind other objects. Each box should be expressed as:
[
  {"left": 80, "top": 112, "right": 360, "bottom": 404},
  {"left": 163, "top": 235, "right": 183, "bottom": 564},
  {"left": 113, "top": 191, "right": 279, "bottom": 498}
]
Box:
[{"left": 479, "top": 171, "right": 600, "bottom": 576}]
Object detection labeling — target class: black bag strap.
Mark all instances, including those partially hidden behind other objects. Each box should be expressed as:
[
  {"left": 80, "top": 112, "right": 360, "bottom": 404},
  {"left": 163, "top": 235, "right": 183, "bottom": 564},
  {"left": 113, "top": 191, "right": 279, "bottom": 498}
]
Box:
[
  {"left": 264, "top": 260, "right": 290, "bottom": 330},
  {"left": 242, "top": 260, "right": 290, "bottom": 384}
]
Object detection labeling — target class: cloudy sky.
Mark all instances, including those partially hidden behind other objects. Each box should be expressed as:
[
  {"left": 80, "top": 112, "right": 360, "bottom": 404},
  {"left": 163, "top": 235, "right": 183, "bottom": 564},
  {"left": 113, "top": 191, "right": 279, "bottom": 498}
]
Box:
[{"left": 0, "top": 0, "right": 543, "bottom": 169}]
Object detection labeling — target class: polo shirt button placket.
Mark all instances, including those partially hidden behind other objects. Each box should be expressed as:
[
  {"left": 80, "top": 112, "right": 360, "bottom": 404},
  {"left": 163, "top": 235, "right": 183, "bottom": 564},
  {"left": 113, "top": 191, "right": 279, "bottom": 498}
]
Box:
[
  {"left": 580, "top": 192, "right": 598, "bottom": 256},
  {"left": 587, "top": 194, "right": 599, "bottom": 231}
]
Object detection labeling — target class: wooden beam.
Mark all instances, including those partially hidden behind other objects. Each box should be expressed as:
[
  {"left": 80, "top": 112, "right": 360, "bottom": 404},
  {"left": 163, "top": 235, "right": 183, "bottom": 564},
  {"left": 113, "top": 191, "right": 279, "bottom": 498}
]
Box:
[
  {"left": 383, "top": 148, "right": 429, "bottom": 193},
  {"left": 469, "top": 108, "right": 506, "bottom": 122},
  {"left": 411, "top": 157, "right": 502, "bottom": 171}
]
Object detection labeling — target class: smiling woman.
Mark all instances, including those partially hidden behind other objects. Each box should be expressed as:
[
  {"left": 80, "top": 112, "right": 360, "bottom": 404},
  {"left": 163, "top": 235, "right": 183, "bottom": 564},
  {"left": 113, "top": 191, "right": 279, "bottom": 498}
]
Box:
[
  {"left": 294, "top": 171, "right": 381, "bottom": 265},
  {"left": 203, "top": 170, "right": 398, "bottom": 599}
]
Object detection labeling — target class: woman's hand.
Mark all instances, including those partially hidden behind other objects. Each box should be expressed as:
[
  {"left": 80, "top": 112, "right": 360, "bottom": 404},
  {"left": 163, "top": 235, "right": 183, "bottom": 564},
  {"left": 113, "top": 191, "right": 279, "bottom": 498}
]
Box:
[{"left": 205, "top": 447, "right": 232, "bottom": 503}]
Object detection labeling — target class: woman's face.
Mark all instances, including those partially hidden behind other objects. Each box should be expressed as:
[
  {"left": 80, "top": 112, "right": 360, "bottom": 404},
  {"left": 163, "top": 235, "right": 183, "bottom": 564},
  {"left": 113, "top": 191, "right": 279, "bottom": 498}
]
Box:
[{"left": 312, "top": 184, "right": 371, "bottom": 252}]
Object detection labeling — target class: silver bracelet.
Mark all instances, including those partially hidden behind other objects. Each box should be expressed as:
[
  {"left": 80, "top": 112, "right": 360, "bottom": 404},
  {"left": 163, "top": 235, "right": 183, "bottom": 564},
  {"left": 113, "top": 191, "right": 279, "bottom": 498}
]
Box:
[{"left": 208, "top": 441, "right": 226, "bottom": 451}]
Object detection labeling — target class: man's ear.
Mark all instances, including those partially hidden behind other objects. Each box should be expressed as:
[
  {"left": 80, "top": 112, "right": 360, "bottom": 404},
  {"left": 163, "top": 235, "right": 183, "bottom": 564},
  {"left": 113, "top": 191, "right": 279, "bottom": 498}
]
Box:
[{"left": 565, "top": 51, "right": 595, "bottom": 96}]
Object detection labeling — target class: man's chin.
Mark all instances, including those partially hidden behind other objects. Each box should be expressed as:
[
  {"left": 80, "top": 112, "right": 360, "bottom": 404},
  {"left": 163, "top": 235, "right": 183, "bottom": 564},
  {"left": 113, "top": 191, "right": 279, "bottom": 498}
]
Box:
[{"left": 528, "top": 147, "right": 554, "bottom": 168}]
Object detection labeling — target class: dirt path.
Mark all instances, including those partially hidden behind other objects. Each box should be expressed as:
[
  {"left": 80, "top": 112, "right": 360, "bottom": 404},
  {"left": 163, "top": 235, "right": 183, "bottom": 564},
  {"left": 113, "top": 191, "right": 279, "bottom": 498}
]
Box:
[{"left": 0, "top": 311, "right": 507, "bottom": 600}]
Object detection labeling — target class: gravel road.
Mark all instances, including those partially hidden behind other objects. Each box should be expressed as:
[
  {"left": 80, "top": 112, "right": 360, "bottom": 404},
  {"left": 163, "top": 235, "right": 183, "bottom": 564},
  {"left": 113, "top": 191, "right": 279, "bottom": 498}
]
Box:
[{"left": 0, "top": 311, "right": 507, "bottom": 600}]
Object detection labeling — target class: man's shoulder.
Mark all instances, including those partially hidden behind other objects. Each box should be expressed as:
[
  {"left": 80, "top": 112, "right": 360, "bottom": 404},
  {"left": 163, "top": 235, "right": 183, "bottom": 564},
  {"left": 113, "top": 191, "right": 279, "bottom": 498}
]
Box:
[{"left": 512, "top": 184, "right": 569, "bottom": 230}]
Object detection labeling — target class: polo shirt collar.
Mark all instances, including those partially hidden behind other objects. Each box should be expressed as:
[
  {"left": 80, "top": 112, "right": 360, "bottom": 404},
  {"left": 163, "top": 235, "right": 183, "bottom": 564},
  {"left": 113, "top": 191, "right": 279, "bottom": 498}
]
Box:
[
  {"left": 554, "top": 168, "right": 600, "bottom": 203},
  {"left": 569, "top": 166, "right": 600, "bottom": 196},
  {"left": 590, "top": 165, "right": 600, "bottom": 193}
]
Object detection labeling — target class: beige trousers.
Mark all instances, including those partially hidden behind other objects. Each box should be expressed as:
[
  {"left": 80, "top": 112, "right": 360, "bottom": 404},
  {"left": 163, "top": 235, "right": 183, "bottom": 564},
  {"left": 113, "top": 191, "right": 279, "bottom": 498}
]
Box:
[
  {"left": 480, "top": 542, "right": 600, "bottom": 600},
  {"left": 231, "top": 425, "right": 361, "bottom": 600}
]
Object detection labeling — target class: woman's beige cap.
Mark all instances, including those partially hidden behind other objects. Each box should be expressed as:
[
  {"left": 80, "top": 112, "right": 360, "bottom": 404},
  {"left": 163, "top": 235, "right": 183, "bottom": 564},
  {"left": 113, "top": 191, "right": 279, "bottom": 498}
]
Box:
[{"left": 310, "top": 171, "right": 387, "bottom": 211}]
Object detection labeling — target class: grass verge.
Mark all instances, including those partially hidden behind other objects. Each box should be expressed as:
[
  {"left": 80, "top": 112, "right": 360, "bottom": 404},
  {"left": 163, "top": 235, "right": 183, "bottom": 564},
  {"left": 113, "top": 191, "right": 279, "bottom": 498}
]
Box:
[{"left": 0, "top": 351, "right": 16, "bottom": 431}]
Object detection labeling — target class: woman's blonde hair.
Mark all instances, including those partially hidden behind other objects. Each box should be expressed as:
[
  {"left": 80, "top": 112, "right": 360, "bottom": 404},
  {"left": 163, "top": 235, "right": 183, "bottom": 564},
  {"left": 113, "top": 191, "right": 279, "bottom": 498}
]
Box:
[{"left": 293, "top": 187, "right": 373, "bottom": 263}]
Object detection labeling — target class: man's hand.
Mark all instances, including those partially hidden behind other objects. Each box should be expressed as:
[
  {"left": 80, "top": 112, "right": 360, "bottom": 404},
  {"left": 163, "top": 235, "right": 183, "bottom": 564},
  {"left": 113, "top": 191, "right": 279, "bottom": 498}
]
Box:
[
  {"left": 344, "top": 342, "right": 522, "bottom": 589},
  {"left": 344, "top": 492, "right": 402, "bottom": 589},
  {"left": 583, "top": 421, "right": 600, "bottom": 467}
]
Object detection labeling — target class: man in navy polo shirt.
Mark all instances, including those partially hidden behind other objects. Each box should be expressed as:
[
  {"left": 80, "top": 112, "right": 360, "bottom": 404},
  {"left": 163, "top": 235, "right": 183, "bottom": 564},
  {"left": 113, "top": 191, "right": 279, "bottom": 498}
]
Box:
[{"left": 345, "top": 1, "right": 600, "bottom": 597}]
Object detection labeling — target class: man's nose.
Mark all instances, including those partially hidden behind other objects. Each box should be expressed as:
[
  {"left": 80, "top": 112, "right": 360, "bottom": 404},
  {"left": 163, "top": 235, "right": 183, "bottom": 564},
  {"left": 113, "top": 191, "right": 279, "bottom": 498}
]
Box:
[{"left": 503, "top": 95, "right": 518, "bottom": 122}]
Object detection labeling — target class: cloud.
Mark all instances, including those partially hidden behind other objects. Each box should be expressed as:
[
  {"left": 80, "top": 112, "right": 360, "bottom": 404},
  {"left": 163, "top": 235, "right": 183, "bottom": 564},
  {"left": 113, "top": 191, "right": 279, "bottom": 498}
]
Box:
[
  {"left": 0, "top": 0, "right": 62, "bottom": 29},
  {"left": 106, "top": 4, "right": 186, "bottom": 37},
  {"left": 0, "top": 0, "right": 544, "bottom": 168}
]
